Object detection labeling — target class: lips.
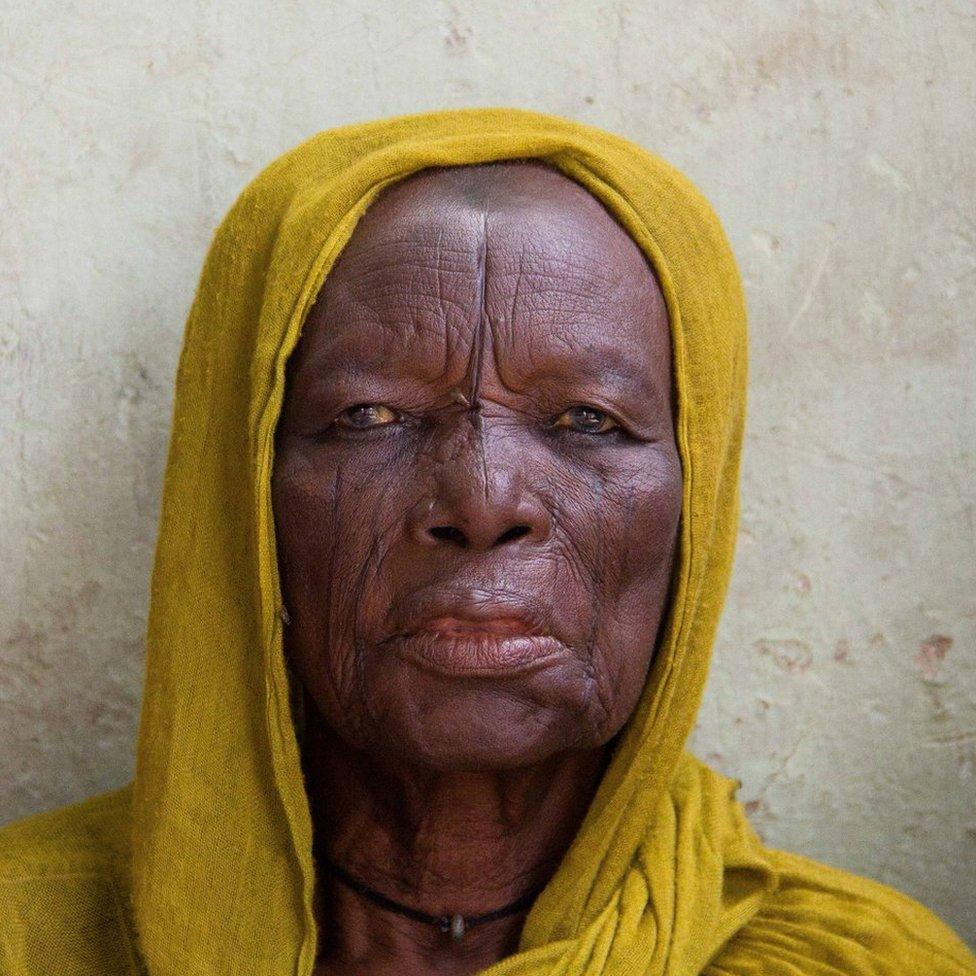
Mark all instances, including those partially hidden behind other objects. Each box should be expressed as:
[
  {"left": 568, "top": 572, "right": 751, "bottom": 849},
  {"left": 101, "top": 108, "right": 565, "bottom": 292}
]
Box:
[
  {"left": 409, "top": 615, "right": 534, "bottom": 637},
  {"left": 382, "top": 589, "right": 565, "bottom": 678},
  {"left": 388, "top": 588, "right": 550, "bottom": 642}
]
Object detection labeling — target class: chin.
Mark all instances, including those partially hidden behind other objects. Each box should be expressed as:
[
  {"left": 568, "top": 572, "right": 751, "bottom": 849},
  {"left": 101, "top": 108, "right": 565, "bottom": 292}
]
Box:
[{"left": 366, "top": 683, "right": 589, "bottom": 771}]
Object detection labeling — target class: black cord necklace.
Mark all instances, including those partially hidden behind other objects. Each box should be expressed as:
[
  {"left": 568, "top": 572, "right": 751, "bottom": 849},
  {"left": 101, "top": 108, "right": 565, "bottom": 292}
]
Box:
[{"left": 317, "top": 853, "right": 545, "bottom": 942}]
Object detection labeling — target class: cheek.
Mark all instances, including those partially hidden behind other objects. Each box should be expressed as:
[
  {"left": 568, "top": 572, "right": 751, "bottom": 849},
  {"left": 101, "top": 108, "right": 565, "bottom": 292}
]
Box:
[
  {"left": 577, "top": 443, "right": 683, "bottom": 733},
  {"left": 272, "top": 449, "right": 343, "bottom": 603},
  {"left": 615, "top": 446, "right": 683, "bottom": 582},
  {"left": 271, "top": 445, "right": 407, "bottom": 720},
  {"left": 273, "top": 442, "right": 409, "bottom": 584},
  {"left": 553, "top": 443, "right": 681, "bottom": 599}
]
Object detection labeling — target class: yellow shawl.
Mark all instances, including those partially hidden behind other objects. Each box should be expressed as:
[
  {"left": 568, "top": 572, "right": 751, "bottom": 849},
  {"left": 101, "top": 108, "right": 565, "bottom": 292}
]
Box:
[{"left": 1, "top": 107, "right": 973, "bottom": 976}]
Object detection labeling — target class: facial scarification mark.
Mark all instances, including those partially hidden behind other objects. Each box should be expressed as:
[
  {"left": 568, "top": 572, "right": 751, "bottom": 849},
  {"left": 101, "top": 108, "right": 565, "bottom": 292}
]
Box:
[
  {"left": 325, "top": 464, "right": 343, "bottom": 716},
  {"left": 456, "top": 208, "right": 492, "bottom": 511},
  {"left": 584, "top": 475, "right": 610, "bottom": 726},
  {"left": 353, "top": 463, "right": 415, "bottom": 740}
]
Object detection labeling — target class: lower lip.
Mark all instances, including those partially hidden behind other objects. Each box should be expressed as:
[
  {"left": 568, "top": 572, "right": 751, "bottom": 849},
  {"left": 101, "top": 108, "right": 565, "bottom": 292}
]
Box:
[{"left": 389, "top": 630, "right": 568, "bottom": 678}]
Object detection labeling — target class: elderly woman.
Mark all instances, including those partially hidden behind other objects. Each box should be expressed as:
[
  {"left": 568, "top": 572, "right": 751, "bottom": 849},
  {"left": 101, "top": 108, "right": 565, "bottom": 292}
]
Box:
[{"left": 1, "top": 109, "right": 973, "bottom": 976}]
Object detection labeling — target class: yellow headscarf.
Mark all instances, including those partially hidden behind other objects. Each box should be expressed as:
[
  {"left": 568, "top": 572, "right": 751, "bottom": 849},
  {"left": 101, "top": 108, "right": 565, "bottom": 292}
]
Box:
[{"left": 1, "top": 107, "right": 973, "bottom": 976}]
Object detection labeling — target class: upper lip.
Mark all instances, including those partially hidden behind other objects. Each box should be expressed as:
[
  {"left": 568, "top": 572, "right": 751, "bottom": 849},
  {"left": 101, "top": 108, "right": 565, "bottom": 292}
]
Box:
[{"left": 384, "top": 588, "right": 550, "bottom": 640}]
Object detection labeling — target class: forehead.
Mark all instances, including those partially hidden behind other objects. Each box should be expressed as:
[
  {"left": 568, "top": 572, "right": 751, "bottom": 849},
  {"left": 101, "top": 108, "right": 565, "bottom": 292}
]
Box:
[{"left": 294, "top": 162, "right": 670, "bottom": 385}]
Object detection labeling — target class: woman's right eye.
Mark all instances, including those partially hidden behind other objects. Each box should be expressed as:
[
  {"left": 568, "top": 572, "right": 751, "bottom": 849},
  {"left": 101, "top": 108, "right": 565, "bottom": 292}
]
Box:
[{"left": 334, "top": 403, "right": 400, "bottom": 430}]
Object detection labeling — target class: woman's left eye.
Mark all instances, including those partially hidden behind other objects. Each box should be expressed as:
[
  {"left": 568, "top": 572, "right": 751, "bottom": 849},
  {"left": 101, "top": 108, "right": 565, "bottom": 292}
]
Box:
[
  {"left": 334, "top": 403, "right": 400, "bottom": 429},
  {"left": 551, "top": 405, "right": 620, "bottom": 435}
]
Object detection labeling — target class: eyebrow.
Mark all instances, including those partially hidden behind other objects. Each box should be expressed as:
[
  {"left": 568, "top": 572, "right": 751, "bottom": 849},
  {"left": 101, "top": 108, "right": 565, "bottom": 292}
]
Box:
[
  {"left": 524, "top": 345, "right": 656, "bottom": 392},
  {"left": 304, "top": 330, "right": 669, "bottom": 416},
  {"left": 312, "top": 344, "right": 658, "bottom": 392}
]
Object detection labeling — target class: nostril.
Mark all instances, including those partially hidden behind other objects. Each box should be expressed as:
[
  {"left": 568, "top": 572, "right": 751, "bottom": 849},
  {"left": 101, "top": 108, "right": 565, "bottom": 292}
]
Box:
[
  {"left": 425, "top": 524, "right": 531, "bottom": 548},
  {"left": 496, "top": 525, "right": 530, "bottom": 545},
  {"left": 429, "top": 525, "right": 467, "bottom": 545}
]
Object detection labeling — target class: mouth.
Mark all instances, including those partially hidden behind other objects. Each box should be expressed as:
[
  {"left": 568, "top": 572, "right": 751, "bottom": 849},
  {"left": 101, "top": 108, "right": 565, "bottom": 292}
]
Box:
[
  {"left": 381, "top": 585, "right": 569, "bottom": 678},
  {"left": 409, "top": 615, "right": 535, "bottom": 637},
  {"left": 387, "top": 630, "right": 568, "bottom": 679},
  {"left": 382, "top": 592, "right": 567, "bottom": 678}
]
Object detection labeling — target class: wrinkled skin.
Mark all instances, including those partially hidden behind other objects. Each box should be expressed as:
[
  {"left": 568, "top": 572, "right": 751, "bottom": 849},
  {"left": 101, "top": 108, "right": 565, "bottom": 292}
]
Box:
[{"left": 272, "top": 161, "right": 681, "bottom": 976}]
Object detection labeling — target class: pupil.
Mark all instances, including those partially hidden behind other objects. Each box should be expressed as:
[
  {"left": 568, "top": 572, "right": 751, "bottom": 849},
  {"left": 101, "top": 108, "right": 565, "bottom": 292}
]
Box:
[
  {"left": 575, "top": 407, "right": 602, "bottom": 430},
  {"left": 350, "top": 405, "right": 374, "bottom": 426}
]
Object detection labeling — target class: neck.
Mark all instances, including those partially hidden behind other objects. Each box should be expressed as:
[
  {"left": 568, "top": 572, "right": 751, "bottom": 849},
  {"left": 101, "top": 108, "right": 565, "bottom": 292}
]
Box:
[{"left": 301, "top": 702, "right": 609, "bottom": 976}]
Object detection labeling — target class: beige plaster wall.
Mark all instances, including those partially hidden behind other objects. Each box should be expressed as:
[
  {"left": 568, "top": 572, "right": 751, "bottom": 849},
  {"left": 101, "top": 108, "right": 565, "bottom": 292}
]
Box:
[{"left": 2, "top": 0, "right": 973, "bottom": 947}]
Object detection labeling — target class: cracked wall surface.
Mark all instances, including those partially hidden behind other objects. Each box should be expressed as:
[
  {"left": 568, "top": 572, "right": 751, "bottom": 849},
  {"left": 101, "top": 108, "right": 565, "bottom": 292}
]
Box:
[{"left": 2, "top": 0, "right": 974, "bottom": 947}]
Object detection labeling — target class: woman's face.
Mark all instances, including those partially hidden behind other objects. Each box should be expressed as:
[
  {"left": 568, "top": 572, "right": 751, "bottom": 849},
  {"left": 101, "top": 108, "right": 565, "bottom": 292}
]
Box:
[{"left": 272, "top": 162, "right": 681, "bottom": 770}]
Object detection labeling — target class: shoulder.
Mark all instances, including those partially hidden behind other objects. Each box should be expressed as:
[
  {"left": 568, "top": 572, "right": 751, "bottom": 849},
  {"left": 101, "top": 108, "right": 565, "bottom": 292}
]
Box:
[
  {"left": 0, "top": 782, "right": 134, "bottom": 872},
  {"left": 711, "top": 847, "right": 976, "bottom": 975},
  {"left": 0, "top": 784, "right": 145, "bottom": 975}
]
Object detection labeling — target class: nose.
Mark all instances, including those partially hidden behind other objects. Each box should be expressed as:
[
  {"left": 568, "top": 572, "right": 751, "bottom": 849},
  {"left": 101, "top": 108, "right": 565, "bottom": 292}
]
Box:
[{"left": 407, "top": 414, "right": 552, "bottom": 552}]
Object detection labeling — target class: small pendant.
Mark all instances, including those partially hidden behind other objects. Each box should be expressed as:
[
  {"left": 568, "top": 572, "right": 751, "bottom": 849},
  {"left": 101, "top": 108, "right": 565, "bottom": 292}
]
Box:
[{"left": 449, "top": 913, "right": 466, "bottom": 941}]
